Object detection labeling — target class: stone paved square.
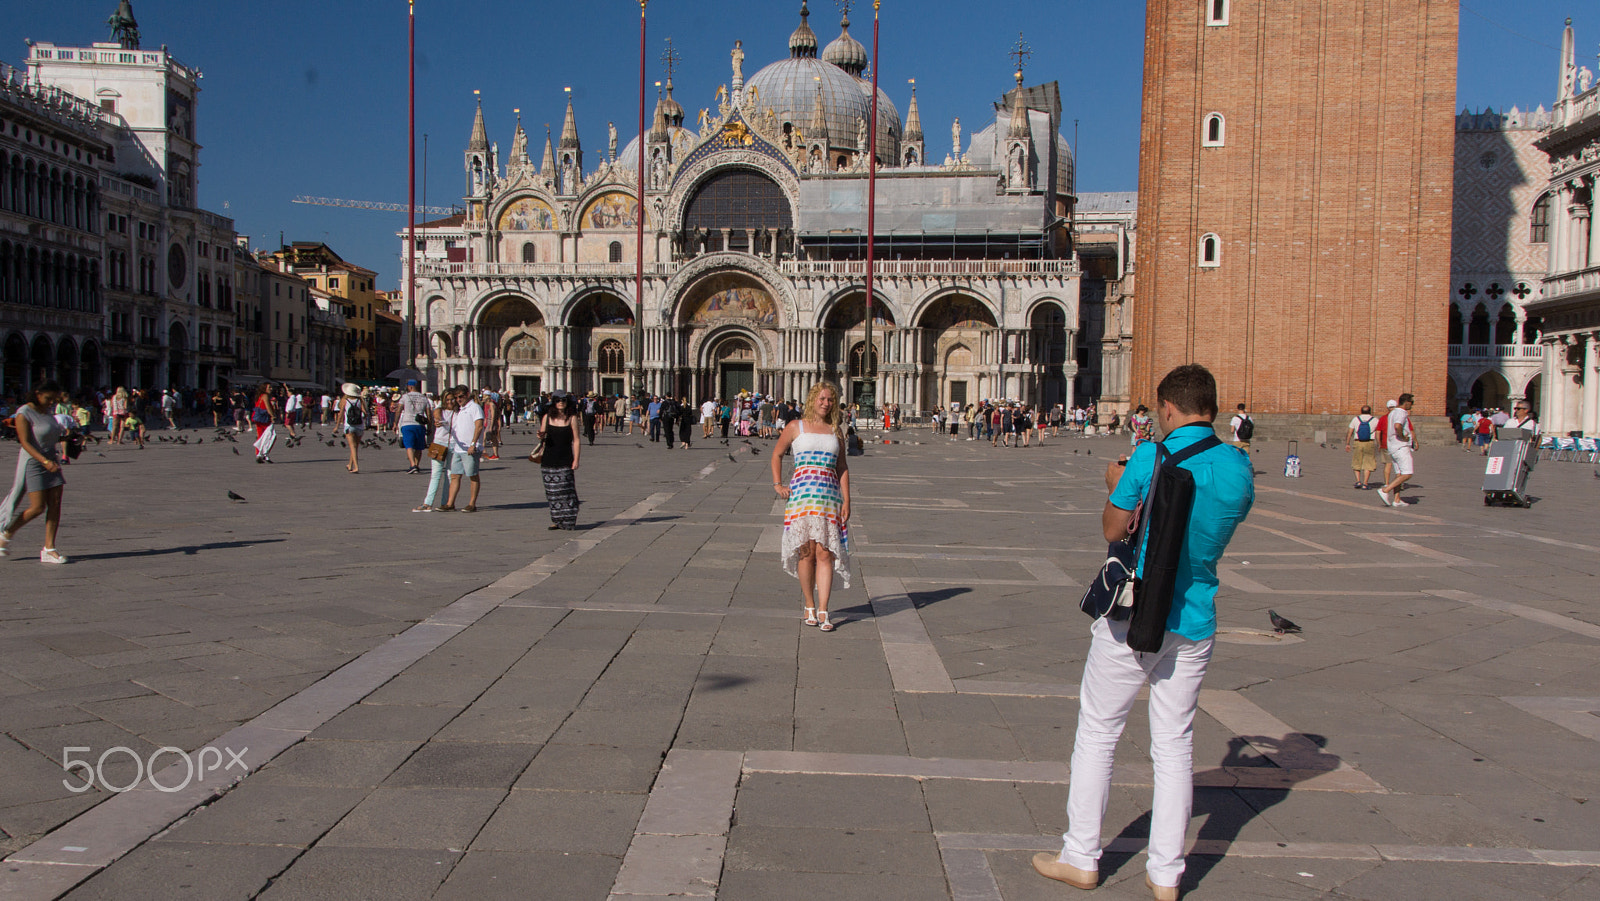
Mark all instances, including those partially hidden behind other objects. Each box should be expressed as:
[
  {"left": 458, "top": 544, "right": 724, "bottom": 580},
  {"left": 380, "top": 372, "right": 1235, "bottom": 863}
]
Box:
[{"left": 3, "top": 428, "right": 1600, "bottom": 899}]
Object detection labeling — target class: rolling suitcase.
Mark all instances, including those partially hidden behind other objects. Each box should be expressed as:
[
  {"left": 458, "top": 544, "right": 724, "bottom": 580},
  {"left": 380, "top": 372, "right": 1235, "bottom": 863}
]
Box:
[{"left": 1284, "top": 440, "right": 1302, "bottom": 478}]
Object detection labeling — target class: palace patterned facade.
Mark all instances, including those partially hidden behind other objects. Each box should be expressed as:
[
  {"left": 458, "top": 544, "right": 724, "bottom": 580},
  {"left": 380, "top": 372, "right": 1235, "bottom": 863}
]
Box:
[{"left": 409, "top": 4, "right": 1084, "bottom": 410}]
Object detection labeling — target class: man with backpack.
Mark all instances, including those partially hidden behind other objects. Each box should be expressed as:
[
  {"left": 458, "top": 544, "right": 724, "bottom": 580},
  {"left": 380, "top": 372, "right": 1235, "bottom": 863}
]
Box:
[
  {"left": 1345, "top": 404, "right": 1379, "bottom": 489},
  {"left": 1033, "top": 364, "right": 1254, "bottom": 901},
  {"left": 1229, "top": 403, "right": 1253, "bottom": 451}
]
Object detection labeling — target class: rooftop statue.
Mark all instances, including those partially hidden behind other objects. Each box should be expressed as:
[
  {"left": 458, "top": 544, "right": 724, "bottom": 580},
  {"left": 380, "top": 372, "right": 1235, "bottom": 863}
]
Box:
[{"left": 108, "top": 0, "right": 140, "bottom": 50}]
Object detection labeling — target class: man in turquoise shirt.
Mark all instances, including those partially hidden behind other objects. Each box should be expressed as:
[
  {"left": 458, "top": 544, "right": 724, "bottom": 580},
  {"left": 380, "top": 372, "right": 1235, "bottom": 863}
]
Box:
[{"left": 1034, "top": 364, "right": 1254, "bottom": 900}]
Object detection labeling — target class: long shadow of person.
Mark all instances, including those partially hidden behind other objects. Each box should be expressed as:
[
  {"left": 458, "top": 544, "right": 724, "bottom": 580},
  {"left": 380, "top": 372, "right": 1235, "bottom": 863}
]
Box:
[{"left": 1098, "top": 732, "right": 1349, "bottom": 892}]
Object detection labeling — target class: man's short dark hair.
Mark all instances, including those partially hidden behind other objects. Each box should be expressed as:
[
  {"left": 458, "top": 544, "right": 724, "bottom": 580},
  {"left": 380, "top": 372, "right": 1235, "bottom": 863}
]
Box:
[
  {"left": 1237, "top": 403, "right": 1246, "bottom": 411},
  {"left": 1360, "top": 405, "right": 1372, "bottom": 414},
  {"left": 1156, "top": 364, "right": 1219, "bottom": 419},
  {"left": 1398, "top": 392, "right": 1415, "bottom": 406}
]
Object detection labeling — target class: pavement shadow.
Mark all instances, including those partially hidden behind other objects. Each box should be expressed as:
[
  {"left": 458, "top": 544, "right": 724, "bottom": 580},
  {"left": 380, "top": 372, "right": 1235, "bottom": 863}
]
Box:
[
  {"left": 71, "top": 538, "right": 288, "bottom": 561},
  {"left": 906, "top": 587, "right": 973, "bottom": 609},
  {"left": 1101, "top": 733, "right": 1345, "bottom": 890}
]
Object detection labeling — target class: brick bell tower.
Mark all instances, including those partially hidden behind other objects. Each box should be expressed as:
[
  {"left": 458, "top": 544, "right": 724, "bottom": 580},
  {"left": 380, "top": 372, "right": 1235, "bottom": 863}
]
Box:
[{"left": 1130, "top": 0, "right": 1458, "bottom": 428}]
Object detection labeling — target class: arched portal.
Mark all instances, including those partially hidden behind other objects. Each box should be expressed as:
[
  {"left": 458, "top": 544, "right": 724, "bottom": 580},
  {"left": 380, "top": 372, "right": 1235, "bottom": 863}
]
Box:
[
  {"left": 709, "top": 333, "right": 758, "bottom": 401},
  {"left": 55, "top": 337, "right": 79, "bottom": 392},
  {"left": 1523, "top": 373, "right": 1542, "bottom": 418},
  {"left": 29, "top": 334, "right": 53, "bottom": 388},
  {"left": 167, "top": 322, "right": 187, "bottom": 389},
  {"left": 80, "top": 340, "right": 100, "bottom": 391},
  {"left": 1467, "top": 303, "right": 1491, "bottom": 346},
  {"left": 3, "top": 332, "right": 28, "bottom": 396},
  {"left": 1495, "top": 306, "right": 1518, "bottom": 345},
  {"left": 1469, "top": 370, "right": 1510, "bottom": 410},
  {"left": 476, "top": 295, "right": 543, "bottom": 392},
  {"left": 1448, "top": 305, "right": 1464, "bottom": 345},
  {"left": 566, "top": 292, "right": 633, "bottom": 394},
  {"left": 917, "top": 294, "right": 997, "bottom": 410},
  {"left": 823, "top": 291, "right": 895, "bottom": 404},
  {"left": 1030, "top": 301, "right": 1071, "bottom": 411}
]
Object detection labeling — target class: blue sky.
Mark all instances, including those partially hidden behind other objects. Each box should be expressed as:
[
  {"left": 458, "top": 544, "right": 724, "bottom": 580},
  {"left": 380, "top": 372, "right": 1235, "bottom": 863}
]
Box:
[{"left": 7, "top": 1, "right": 1589, "bottom": 290}]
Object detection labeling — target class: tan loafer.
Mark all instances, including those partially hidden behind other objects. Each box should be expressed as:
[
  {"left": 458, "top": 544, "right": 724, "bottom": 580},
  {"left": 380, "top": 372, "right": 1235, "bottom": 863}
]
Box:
[
  {"left": 1145, "top": 875, "right": 1180, "bottom": 900},
  {"left": 1031, "top": 852, "right": 1097, "bottom": 889}
]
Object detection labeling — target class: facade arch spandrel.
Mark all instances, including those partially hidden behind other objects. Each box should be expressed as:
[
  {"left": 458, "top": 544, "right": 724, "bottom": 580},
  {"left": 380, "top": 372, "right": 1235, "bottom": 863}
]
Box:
[{"left": 815, "top": 286, "right": 903, "bottom": 332}]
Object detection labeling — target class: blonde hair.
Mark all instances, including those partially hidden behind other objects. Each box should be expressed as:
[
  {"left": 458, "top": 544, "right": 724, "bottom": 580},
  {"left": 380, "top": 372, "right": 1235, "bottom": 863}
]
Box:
[{"left": 803, "top": 380, "right": 846, "bottom": 442}]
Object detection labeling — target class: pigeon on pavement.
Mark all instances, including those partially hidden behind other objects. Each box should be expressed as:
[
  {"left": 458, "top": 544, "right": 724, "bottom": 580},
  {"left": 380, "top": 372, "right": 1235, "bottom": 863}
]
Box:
[
  {"left": 227, "top": 491, "right": 247, "bottom": 503},
  {"left": 1268, "top": 610, "right": 1302, "bottom": 634},
  {"left": 232, "top": 447, "right": 240, "bottom": 455}
]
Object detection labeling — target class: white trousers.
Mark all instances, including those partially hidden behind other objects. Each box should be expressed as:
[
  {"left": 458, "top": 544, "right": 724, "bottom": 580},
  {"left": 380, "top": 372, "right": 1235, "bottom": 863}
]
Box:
[{"left": 1059, "top": 615, "right": 1214, "bottom": 887}]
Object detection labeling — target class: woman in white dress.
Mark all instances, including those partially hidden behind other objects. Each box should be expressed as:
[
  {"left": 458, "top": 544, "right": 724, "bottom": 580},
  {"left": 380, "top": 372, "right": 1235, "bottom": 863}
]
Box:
[{"left": 771, "top": 381, "right": 852, "bottom": 632}]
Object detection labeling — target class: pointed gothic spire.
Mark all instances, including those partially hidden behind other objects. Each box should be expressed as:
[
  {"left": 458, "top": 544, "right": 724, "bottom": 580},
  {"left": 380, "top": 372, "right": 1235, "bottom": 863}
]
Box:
[
  {"left": 905, "top": 84, "right": 923, "bottom": 143},
  {"left": 468, "top": 94, "right": 489, "bottom": 152},
  {"left": 510, "top": 109, "right": 530, "bottom": 168},
  {"left": 559, "top": 95, "right": 581, "bottom": 150},
  {"left": 650, "top": 83, "right": 671, "bottom": 141},
  {"left": 811, "top": 78, "right": 830, "bottom": 141},
  {"left": 540, "top": 127, "right": 555, "bottom": 173},
  {"left": 1008, "top": 87, "right": 1032, "bottom": 140}
]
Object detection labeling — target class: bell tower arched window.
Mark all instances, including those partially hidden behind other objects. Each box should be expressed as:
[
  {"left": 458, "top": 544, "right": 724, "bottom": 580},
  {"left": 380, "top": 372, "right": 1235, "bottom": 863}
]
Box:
[
  {"left": 1203, "top": 113, "right": 1225, "bottom": 147},
  {"left": 1207, "top": 0, "right": 1229, "bottom": 25},
  {"left": 1199, "top": 233, "right": 1221, "bottom": 268}
]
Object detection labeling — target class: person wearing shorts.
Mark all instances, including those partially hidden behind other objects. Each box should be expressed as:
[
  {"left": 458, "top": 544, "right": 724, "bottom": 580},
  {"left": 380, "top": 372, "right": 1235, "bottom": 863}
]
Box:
[
  {"left": 396, "top": 381, "right": 432, "bottom": 474},
  {"left": 1377, "top": 394, "right": 1416, "bottom": 508}
]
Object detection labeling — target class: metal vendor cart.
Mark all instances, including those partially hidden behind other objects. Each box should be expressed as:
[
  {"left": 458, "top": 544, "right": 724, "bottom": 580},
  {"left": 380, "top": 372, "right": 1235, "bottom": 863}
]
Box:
[{"left": 1483, "top": 426, "right": 1536, "bottom": 507}]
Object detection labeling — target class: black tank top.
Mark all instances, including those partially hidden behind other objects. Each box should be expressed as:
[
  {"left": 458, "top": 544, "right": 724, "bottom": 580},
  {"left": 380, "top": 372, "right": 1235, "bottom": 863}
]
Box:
[{"left": 542, "top": 423, "right": 575, "bottom": 469}]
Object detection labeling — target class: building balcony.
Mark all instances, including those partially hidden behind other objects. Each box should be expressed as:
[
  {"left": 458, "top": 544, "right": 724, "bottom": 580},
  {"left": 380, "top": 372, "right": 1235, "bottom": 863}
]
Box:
[
  {"left": 1447, "top": 344, "right": 1544, "bottom": 361},
  {"left": 779, "top": 259, "right": 1080, "bottom": 277},
  {"left": 1540, "top": 265, "right": 1600, "bottom": 302},
  {"left": 418, "top": 261, "right": 677, "bottom": 278}
]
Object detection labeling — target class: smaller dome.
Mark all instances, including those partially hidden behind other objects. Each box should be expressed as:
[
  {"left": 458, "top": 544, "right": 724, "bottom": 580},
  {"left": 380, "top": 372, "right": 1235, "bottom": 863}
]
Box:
[{"left": 822, "top": 17, "right": 867, "bottom": 76}]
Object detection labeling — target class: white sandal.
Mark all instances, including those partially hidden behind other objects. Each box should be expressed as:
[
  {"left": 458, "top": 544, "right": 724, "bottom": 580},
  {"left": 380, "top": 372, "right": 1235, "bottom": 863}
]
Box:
[
  {"left": 803, "top": 606, "right": 819, "bottom": 626},
  {"left": 40, "top": 548, "right": 67, "bottom": 565},
  {"left": 817, "top": 611, "right": 835, "bottom": 632}
]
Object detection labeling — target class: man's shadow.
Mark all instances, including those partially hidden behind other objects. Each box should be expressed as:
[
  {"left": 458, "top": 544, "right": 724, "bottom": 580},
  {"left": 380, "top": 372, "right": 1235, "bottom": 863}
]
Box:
[{"left": 1098, "top": 733, "right": 1347, "bottom": 890}]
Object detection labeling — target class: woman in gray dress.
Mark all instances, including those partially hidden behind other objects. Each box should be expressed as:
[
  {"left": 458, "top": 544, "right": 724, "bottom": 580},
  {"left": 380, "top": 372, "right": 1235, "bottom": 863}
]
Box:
[{"left": 2, "top": 380, "right": 69, "bottom": 563}]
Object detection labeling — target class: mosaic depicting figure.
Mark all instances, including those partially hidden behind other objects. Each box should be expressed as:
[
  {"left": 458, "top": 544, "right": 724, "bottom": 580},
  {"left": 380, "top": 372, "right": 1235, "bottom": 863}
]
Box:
[
  {"left": 685, "top": 279, "right": 778, "bottom": 326},
  {"left": 498, "top": 197, "right": 555, "bottom": 231},
  {"left": 581, "top": 192, "right": 640, "bottom": 230}
]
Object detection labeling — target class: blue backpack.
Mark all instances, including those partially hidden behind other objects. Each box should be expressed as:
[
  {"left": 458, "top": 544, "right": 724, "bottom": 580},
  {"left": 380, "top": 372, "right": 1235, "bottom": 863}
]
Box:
[{"left": 1355, "top": 415, "right": 1373, "bottom": 441}]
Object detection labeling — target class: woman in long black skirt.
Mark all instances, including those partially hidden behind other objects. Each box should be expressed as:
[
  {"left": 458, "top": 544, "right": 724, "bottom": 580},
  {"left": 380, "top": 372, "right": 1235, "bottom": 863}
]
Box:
[{"left": 537, "top": 393, "right": 582, "bottom": 530}]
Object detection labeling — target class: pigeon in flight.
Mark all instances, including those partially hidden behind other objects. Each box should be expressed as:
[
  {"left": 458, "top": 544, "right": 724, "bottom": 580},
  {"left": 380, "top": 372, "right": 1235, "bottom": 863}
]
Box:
[
  {"left": 227, "top": 491, "right": 247, "bottom": 503},
  {"left": 1268, "top": 610, "right": 1302, "bottom": 634}
]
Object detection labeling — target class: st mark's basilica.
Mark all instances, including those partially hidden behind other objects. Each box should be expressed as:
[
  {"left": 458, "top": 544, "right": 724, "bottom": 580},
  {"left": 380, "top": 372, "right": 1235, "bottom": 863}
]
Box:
[{"left": 409, "top": 2, "right": 1093, "bottom": 410}]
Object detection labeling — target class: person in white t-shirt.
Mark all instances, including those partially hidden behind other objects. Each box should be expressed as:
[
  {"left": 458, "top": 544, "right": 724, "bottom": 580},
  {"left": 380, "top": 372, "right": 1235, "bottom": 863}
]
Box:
[
  {"left": 1501, "top": 402, "right": 1540, "bottom": 437},
  {"left": 701, "top": 398, "right": 719, "bottom": 439},
  {"left": 283, "top": 391, "right": 303, "bottom": 439},
  {"left": 321, "top": 394, "right": 335, "bottom": 426},
  {"left": 445, "top": 386, "right": 485, "bottom": 512},
  {"left": 1228, "top": 403, "right": 1252, "bottom": 451},
  {"left": 1377, "top": 393, "right": 1416, "bottom": 508}
]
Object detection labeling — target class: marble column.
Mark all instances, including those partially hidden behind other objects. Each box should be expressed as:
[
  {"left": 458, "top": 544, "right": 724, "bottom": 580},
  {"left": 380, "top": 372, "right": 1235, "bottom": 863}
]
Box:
[
  {"left": 1589, "top": 177, "right": 1600, "bottom": 269},
  {"left": 1550, "top": 186, "right": 1572, "bottom": 277},
  {"left": 1574, "top": 206, "right": 1593, "bottom": 272},
  {"left": 1583, "top": 332, "right": 1599, "bottom": 437}
]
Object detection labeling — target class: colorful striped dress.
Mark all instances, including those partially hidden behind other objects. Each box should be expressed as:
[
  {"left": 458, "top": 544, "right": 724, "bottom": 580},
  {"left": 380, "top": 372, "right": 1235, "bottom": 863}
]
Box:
[{"left": 781, "top": 428, "right": 851, "bottom": 587}]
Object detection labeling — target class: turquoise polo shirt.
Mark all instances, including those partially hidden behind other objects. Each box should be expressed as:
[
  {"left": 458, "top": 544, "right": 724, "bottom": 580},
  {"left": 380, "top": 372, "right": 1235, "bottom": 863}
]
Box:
[{"left": 1109, "top": 422, "right": 1255, "bottom": 641}]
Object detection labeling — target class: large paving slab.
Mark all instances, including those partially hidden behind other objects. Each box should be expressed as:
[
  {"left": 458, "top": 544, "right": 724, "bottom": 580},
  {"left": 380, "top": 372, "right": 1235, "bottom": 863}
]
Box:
[{"left": 2, "top": 424, "right": 1600, "bottom": 898}]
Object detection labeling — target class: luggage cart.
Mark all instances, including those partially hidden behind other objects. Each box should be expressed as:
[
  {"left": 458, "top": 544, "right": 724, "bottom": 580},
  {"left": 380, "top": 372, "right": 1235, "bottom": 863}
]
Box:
[{"left": 1483, "top": 427, "right": 1536, "bottom": 507}]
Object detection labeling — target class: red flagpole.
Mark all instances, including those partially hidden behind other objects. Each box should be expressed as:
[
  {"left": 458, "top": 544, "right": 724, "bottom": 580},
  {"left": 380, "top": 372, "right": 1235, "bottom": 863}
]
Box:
[
  {"left": 406, "top": 0, "right": 417, "bottom": 385},
  {"left": 862, "top": 0, "right": 881, "bottom": 418},
  {"left": 634, "top": 0, "right": 648, "bottom": 399}
]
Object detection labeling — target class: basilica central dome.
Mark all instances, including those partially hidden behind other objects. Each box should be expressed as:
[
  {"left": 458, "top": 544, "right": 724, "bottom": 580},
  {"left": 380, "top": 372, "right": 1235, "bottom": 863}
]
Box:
[{"left": 744, "top": 2, "right": 900, "bottom": 163}]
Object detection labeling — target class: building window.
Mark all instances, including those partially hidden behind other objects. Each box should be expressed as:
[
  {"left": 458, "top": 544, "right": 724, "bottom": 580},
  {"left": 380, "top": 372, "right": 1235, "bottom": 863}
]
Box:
[
  {"left": 1207, "top": 0, "right": 1229, "bottom": 25},
  {"left": 1529, "top": 194, "right": 1550, "bottom": 244},
  {"left": 521, "top": 242, "right": 536, "bottom": 263},
  {"left": 1203, "top": 113, "right": 1225, "bottom": 146},
  {"left": 609, "top": 241, "right": 623, "bottom": 263},
  {"left": 1199, "top": 233, "right": 1221, "bottom": 267},
  {"left": 329, "top": 277, "right": 340, "bottom": 290}
]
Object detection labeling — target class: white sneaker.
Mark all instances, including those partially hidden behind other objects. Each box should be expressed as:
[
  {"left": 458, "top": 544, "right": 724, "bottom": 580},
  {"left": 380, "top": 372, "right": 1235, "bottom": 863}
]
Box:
[
  {"left": 40, "top": 548, "right": 67, "bottom": 564},
  {"left": 1376, "top": 489, "right": 1392, "bottom": 507}
]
